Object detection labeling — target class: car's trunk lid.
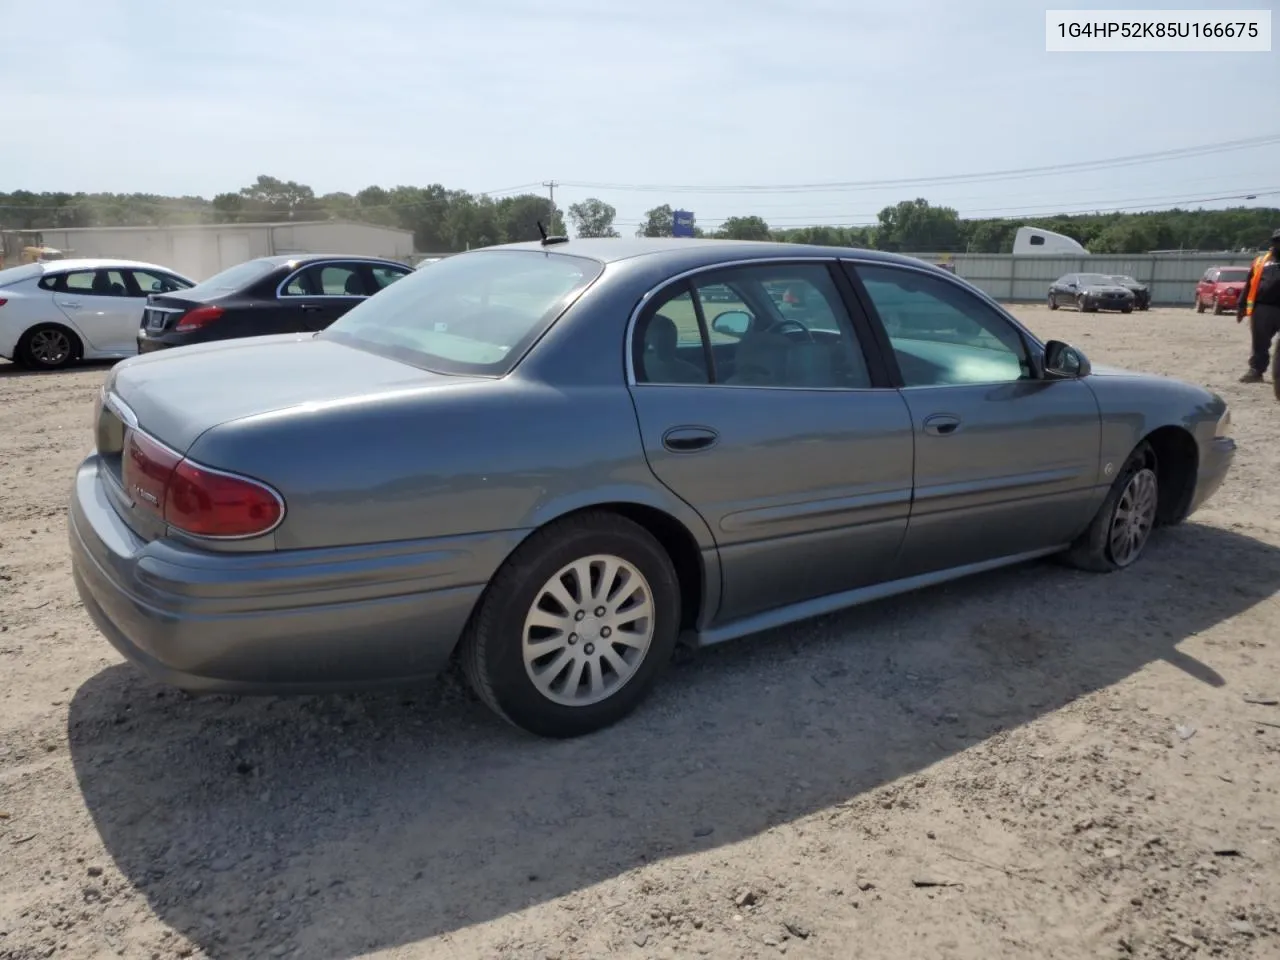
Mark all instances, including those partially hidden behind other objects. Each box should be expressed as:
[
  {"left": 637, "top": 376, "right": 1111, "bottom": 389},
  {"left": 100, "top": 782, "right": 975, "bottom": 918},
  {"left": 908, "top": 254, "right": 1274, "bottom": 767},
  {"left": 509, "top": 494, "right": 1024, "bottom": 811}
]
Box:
[{"left": 105, "top": 334, "right": 474, "bottom": 453}]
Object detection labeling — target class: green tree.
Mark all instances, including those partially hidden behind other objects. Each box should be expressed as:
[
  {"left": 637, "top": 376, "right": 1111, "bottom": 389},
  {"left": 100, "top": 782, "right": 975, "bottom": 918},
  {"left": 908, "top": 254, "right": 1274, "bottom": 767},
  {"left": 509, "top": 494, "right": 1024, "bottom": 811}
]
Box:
[
  {"left": 636, "top": 204, "right": 674, "bottom": 237},
  {"left": 497, "top": 193, "right": 565, "bottom": 243},
  {"left": 875, "top": 198, "right": 962, "bottom": 252},
  {"left": 236, "top": 175, "right": 317, "bottom": 220},
  {"left": 568, "top": 198, "right": 620, "bottom": 238},
  {"left": 716, "top": 215, "right": 772, "bottom": 241}
]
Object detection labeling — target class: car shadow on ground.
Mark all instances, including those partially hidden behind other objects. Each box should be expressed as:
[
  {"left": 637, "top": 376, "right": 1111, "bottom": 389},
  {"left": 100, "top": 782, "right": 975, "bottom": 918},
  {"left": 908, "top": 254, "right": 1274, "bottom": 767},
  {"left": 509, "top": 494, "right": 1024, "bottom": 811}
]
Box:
[{"left": 68, "top": 522, "right": 1279, "bottom": 959}]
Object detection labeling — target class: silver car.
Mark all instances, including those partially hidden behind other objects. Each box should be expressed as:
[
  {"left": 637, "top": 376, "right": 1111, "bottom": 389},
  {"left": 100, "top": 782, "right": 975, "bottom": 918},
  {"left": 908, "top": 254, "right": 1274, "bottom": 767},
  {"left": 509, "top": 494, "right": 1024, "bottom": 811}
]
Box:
[{"left": 69, "top": 239, "right": 1236, "bottom": 738}]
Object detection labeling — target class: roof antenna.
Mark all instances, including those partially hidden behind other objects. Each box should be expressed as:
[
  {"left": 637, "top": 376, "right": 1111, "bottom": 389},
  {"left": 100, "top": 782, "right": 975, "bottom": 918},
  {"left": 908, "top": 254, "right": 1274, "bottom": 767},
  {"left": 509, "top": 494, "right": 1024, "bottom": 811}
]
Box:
[{"left": 537, "top": 219, "right": 570, "bottom": 247}]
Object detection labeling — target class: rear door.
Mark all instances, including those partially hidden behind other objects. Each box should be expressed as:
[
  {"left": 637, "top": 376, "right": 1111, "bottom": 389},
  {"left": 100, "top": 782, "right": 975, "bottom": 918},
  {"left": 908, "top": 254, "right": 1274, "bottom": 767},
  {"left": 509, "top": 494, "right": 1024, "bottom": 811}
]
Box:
[
  {"left": 844, "top": 259, "right": 1103, "bottom": 579},
  {"left": 52, "top": 268, "right": 143, "bottom": 353},
  {"left": 278, "top": 261, "right": 373, "bottom": 331},
  {"left": 625, "top": 260, "right": 916, "bottom": 625}
]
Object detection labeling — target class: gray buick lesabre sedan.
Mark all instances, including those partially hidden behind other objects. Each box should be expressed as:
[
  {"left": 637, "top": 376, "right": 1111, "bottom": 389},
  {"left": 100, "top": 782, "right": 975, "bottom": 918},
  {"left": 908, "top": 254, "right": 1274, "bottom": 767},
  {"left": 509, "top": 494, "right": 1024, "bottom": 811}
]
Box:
[{"left": 69, "top": 238, "right": 1236, "bottom": 738}]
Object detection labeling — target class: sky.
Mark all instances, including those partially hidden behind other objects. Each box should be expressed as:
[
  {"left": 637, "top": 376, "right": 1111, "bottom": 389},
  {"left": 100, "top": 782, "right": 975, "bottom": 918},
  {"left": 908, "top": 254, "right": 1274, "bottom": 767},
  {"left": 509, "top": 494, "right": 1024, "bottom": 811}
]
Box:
[{"left": 2, "top": 0, "right": 1276, "bottom": 234}]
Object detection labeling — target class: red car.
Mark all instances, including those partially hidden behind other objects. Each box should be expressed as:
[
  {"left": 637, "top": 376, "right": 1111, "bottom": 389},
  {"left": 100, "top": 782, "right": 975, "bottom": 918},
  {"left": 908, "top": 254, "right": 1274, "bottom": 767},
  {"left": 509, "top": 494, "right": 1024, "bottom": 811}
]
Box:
[{"left": 1194, "top": 265, "right": 1251, "bottom": 315}]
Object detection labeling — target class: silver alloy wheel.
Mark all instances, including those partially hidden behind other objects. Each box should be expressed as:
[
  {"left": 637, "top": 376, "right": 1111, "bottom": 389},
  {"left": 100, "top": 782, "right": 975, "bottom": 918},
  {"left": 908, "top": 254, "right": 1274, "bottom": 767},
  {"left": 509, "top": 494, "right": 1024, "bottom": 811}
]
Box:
[
  {"left": 522, "top": 554, "right": 655, "bottom": 707},
  {"left": 1109, "top": 467, "right": 1158, "bottom": 567},
  {"left": 29, "top": 328, "right": 72, "bottom": 367}
]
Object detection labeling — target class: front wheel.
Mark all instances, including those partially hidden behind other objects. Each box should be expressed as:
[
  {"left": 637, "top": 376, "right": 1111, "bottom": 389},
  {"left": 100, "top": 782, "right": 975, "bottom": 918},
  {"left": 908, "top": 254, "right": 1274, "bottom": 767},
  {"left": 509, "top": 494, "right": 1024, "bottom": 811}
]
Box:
[
  {"left": 1212, "top": 298, "right": 1224, "bottom": 316},
  {"left": 459, "top": 511, "right": 681, "bottom": 738},
  {"left": 1060, "top": 444, "right": 1159, "bottom": 573},
  {"left": 1048, "top": 293, "right": 1059, "bottom": 310}
]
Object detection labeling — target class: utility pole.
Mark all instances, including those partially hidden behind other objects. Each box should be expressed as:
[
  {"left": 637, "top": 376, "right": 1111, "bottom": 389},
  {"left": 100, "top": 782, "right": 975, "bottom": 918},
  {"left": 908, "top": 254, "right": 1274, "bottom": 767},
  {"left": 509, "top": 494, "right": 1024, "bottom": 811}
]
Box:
[{"left": 542, "top": 180, "right": 558, "bottom": 228}]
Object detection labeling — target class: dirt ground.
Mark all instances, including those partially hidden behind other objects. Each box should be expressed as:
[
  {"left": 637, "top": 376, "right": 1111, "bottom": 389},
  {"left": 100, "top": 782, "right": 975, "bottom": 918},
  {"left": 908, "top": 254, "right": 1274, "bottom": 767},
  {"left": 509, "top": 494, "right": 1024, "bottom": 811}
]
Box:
[{"left": 1, "top": 304, "right": 1278, "bottom": 960}]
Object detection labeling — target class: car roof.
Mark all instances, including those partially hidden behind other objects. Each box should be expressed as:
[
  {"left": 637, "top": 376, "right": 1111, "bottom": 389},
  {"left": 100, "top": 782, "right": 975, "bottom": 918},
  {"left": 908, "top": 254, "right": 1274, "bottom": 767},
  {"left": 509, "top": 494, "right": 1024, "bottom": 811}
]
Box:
[
  {"left": 491, "top": 237, "right": 946, "bottom": 272},
  {"left": 36, "top": 257, "right": 181, "bottom": 274},
  {"left": 255, "top": 254, "right": 408, "bottom": 268}
]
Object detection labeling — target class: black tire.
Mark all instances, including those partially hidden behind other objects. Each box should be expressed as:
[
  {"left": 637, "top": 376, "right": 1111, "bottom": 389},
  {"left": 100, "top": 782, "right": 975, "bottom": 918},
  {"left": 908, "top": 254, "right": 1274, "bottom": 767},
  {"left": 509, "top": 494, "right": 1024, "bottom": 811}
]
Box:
[
  {"left": 1048, "top": 294, "right": 1058, "bottom": 310},
  {"left": 1077, "top": 295, "right": 1092, "bottom": 313},
  {"left": 1122, "top": 305, "right": 1133, "bottom": 314},
  {"left": 17, "top": 324, "right": 80, "bottom": 371},
  {"left": 459, "top": 510, "right": 681, "bottom": 738},
  {"left": 1212, "top": 298, "right": 1224, "bottom": 316},
  {"left": 1060, "top": 443, "right": 1159, "bottom": 573},
  {"left": 1195, "top": 295, "right": 1205, "bottom": 314}
]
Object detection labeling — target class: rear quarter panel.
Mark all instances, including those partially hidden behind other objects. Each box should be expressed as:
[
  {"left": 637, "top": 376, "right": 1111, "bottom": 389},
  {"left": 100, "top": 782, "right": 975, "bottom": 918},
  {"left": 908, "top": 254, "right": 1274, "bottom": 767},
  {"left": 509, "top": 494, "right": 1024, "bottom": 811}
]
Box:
[{"left": 185, "top": 375, "right": 715, "bottom": 555}]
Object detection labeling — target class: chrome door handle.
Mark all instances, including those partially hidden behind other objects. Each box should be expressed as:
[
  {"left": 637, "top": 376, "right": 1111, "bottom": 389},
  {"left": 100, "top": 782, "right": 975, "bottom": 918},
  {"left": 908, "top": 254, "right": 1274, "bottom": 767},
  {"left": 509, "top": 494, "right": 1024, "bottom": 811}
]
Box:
[
  {"left": 59, "top": 300, "right": 82, "bottom": 308},
  {"left": 662, "top": 426, "right": 718, "bottom": 453},
  {"left": 923, "top": 414, "right": 962, "bottom": 436}
]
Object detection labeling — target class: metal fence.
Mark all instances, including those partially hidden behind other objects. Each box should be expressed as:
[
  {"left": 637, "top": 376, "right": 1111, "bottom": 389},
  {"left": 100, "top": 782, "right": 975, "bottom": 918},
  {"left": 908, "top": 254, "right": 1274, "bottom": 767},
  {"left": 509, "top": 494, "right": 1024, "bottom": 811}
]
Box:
[{"left": 902, "top": 252, "right": 1257, "bottom": 306}]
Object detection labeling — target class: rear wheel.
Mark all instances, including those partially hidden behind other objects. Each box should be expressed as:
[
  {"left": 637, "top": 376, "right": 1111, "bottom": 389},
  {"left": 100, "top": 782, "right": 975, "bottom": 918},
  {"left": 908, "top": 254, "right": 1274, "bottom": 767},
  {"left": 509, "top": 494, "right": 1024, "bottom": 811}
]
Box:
[
  {"left": 1195, "top": 294, "right": 1205, "bottom": 314},
  {"left": 17, "top": 324, "right": 80, "bottom": 371},
  {"left": 1060, "top": 444, "right": 1159, "bottom": 573},
  {"left": 460, "top": 511, "right": 681, "bottom": 738}
]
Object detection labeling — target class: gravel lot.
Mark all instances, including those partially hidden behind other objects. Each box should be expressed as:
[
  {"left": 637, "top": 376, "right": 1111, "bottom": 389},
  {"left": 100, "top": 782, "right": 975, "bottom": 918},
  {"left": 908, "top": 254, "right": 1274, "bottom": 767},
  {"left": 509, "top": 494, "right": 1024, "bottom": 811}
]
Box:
[{"left": 1, "top": 305, "right": 1278, "bottom": 960}]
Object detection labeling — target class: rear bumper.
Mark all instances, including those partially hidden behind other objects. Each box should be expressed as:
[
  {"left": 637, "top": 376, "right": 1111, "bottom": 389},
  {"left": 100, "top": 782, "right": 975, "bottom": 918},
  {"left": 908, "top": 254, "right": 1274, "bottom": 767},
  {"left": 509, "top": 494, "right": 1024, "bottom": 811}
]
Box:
[
  {"left": 68, "top": 456, "right": 523, "bottom": 694},
  {"left": 1189, "top": 437, "right": 1235, "bottom": 515}
]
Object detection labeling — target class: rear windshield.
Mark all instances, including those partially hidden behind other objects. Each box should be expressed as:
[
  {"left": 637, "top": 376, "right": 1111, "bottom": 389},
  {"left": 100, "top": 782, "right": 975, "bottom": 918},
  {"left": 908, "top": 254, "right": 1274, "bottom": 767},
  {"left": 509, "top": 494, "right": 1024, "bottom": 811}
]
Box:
[
  {"left": 182, "top": 258, "right": 278, "bottom": 297},
  {"left": 1218, "top": 268, "right": 1249, "bottom": 283},
  {"left": 0, "top": 264, "right": 42, "bottom": 288},
  {"left": 320, "top": 250, "right": 604, "bottom": 375}
]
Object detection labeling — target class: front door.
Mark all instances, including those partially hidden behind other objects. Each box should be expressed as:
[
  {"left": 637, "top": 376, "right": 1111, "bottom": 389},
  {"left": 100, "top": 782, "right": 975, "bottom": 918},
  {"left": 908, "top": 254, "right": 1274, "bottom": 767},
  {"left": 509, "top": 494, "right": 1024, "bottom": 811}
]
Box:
[
  {"left": 625, "top": 261, "right": 916, "bottom": 624},
  {"left": 53, "top": 268, "right": 144, "bottom": 353},
  {"left": 847, "top": 260, "right": 1103, "bottom": 579}
]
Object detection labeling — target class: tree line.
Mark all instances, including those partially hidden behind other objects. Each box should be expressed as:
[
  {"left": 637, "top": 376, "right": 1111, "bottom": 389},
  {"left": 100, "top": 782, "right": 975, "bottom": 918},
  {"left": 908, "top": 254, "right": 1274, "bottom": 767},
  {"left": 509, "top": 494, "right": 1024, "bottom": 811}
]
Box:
[{"left": 2, "top": 176, "right": 1276, "bottom": 255}]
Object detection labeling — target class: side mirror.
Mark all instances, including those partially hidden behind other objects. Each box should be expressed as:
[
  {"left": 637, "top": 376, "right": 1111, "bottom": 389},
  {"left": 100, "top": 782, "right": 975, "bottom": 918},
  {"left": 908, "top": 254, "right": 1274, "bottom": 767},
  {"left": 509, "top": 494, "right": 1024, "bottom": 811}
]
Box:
[
  {"left": 1043, "top": 339, "right": 1090, "bottom": 379},
  {"left": 711, "top": 310, "right": 750, "bottom": 338}
]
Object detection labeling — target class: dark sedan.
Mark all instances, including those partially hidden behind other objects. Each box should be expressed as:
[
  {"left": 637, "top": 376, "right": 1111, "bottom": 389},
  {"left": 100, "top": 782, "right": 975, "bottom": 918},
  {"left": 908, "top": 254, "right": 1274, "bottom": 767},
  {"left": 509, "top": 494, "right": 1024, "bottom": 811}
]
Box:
[
  {"left": 1109, "top": 275, "right": 1151, "bottom": 310},
  {"left": 136, "top": 255, "right": 412, "bottom": 352},
  {"left": 72, "top": 239, "right": 1234, "bottom": 738},
  {"left": 1048, "top": 273, "right": 1136, "bottom": 313}
]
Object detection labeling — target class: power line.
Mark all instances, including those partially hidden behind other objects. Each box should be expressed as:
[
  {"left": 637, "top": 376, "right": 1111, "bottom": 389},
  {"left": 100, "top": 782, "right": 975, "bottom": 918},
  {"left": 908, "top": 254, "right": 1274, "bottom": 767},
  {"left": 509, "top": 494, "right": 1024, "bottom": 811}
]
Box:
[
  {"left": 612, "top": 187, "right": 1280, "bottom": 228},
  {"left": 561, "top": 133, "right": 1280, "bottom": 195}
]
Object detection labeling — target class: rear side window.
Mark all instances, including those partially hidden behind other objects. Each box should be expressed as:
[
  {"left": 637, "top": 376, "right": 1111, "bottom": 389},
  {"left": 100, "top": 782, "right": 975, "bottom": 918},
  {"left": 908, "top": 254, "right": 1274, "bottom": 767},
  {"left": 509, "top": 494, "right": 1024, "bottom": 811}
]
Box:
[{"left": 320, "top": 250, "right": 603, "bottom": 376}]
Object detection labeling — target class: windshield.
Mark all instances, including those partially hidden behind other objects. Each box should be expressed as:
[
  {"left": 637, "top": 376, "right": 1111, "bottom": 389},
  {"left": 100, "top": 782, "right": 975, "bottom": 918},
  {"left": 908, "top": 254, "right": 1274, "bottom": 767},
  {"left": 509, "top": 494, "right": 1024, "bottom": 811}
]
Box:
[
  {"left": 183, "top": 258, "right": 278, "bottom": 297},
  {"left": 320, "top": 250, "right": 604, "bottom": 375},
  {"left": 1078, "top": 274, "right": 1118, "bottom": 285},
  {"left": 1218, "top": 268, "right": 1249, "bottom": 283},
  {"left": 0, "top": 264, "right": 42, "bottom": 288}
]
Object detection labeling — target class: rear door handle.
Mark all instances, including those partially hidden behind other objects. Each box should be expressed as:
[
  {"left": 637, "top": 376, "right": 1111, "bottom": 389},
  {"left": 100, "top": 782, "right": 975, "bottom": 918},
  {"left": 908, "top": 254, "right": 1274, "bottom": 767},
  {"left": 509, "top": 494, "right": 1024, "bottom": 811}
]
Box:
[
  {"left": 58, "top": 300, "right": 82, "bottom": 308},
  {"left": 299, "top": 304, "right": 323, "bottom": 313},
  {"left": 662, "top": 426, "right": 718, "bottom": 453},
  {"left": 923, "top": 414, "right": 962, "bottom": 436}
]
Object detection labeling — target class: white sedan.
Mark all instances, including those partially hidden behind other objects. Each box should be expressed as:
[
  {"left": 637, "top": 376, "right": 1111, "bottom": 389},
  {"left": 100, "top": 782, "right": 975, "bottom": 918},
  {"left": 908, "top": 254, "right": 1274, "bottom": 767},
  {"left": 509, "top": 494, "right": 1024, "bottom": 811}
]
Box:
[{"left": 0, "top": 258, "right": 195, "bottom": 370}]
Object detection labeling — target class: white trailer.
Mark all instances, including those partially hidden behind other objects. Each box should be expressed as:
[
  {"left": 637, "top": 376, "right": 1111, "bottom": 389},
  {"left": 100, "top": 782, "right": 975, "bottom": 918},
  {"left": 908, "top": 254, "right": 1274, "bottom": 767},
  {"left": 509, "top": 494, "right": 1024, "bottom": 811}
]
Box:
[{"left": 1013, "top": 226, "right": 1089, "bottom": 256}]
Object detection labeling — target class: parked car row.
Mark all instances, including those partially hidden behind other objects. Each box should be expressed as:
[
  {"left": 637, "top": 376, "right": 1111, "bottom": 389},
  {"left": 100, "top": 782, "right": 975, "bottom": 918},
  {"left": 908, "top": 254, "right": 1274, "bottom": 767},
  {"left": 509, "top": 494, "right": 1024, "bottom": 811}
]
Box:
[{"left": 0, "top": 254, "right": 413, "bottom": 370}]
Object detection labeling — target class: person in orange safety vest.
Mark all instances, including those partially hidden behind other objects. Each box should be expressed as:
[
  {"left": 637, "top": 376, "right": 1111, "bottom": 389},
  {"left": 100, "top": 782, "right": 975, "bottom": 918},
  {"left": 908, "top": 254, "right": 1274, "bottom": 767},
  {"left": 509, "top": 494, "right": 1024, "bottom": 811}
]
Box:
[{"left": 1237, "top": 229, "right": 1280, "bottom": 396}]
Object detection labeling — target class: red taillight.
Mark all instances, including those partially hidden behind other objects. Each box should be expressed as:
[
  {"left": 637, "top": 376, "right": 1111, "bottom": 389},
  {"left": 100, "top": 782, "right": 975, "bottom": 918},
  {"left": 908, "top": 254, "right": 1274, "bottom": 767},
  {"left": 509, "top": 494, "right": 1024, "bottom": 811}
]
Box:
[
  {"left": 120, "top": 429, "right": 283, "bottom": 538},
  {"left": 165, "top": 461, "right": 282, "bottom": 538},
  {"left": 0, "top": 298, "right": 8, "bottom": 307},
  {"left": 175, "top": 305, "right": 224, "bottom": 332}
]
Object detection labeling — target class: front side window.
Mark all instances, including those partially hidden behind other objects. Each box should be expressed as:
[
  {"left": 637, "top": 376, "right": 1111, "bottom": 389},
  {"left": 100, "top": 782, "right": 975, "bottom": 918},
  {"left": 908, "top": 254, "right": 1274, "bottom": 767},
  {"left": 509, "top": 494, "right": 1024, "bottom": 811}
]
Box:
[
  {"left": 130, "top": 269, "right": 191, "bottom": 294},
  {"left": 320, "top": 250, "right": 603, "bottom": 376},
  {"left": 634, "top": 263, "right": 872, "bottom": 389},
  {"left": 855, "top": 263, "right": 1032, "bottom": 387},
  {"left": 370, "top": 265, "right": 410, "bottom": 290}
]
